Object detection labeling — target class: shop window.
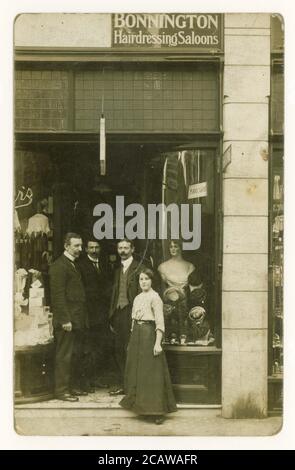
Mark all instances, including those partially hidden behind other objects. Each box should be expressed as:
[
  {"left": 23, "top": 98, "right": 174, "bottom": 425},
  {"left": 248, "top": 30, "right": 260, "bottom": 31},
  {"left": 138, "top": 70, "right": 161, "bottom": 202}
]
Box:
[
  {"left": 14, "top": 70, "right": 69, "bottom": 131},
  {"left": 15, "top": 64, "right": 219, "bottom": 134},
  {"left": 145, "top": 148, "right": 218, "bottom": 348},
  {"left": 268, "top": 148, "right": 283, "bottom": 413},
  {"left": 74, "top": 65, "right": 219, "bottom": 133}
]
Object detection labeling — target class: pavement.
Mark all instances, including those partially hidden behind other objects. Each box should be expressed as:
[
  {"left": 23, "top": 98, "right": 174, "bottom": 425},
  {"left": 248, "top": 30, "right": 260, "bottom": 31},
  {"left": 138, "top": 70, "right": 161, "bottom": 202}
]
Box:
[{"left": 14, "top": 390, "right": 282, "bottom": 437}]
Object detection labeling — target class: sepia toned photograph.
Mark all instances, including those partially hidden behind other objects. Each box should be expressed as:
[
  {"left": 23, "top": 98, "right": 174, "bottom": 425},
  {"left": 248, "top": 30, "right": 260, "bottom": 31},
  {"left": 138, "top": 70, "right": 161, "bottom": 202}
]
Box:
[{"left": 13, "top": 12, "right": 284, "bottom": 436}]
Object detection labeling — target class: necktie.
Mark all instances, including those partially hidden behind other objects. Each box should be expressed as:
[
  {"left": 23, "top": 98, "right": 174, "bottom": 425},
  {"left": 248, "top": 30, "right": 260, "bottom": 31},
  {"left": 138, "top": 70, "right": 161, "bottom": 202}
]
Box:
[
  {"left": 70, "top": 260, "right": 76, "bottom": 269},
  {"left": 69, "top": 260, "right": 79, "bottom": 275},
  {"left": 93, "top": 261, "right": 99, "bottom": 272}
]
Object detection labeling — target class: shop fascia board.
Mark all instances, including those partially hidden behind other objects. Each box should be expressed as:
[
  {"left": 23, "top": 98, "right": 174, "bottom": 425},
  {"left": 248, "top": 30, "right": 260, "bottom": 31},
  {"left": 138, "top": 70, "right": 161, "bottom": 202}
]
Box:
[
  {"left": 14, "top": 130, "right": 223, "bottom": 145},
  {"left": 14, "top": 47, "right": 224, "bottom": 64}
]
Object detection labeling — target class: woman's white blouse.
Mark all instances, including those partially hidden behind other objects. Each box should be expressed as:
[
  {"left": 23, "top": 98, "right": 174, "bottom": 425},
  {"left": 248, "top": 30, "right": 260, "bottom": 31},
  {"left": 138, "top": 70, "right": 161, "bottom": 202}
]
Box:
[{"left": 132, "top": 289, "right": 165, "bottom": 333}]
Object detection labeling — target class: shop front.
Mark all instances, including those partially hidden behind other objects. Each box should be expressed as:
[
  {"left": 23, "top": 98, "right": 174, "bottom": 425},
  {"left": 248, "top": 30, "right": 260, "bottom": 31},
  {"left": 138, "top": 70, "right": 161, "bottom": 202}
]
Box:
[
  {"left": 14, "top": 13, "right": 224, "bottom": 406},
  {"left": 14, "top": 13, "right": 283, "bottom": 423}
]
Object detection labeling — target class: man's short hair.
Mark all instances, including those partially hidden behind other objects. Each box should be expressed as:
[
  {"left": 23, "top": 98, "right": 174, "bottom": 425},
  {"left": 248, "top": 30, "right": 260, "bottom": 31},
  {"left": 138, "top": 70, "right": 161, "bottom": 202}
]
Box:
[
  {"left": 85, "top": 237, "right": 101, "bottom": 247},
  {"left": 117, "top": 238, "right": 134, "bottom": 249},
  {"left": 64, "top": 232, "right": 82, "bottom": 246}
]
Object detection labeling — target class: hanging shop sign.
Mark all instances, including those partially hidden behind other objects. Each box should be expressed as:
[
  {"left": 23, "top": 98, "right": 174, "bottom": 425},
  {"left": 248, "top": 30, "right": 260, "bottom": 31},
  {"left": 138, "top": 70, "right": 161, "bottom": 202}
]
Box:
[
  {"left": 188, "top": 182, "right": 208, "bottom": 199},
  {"left": 112, "top": 13, "right": 223, "bottom": 51}
]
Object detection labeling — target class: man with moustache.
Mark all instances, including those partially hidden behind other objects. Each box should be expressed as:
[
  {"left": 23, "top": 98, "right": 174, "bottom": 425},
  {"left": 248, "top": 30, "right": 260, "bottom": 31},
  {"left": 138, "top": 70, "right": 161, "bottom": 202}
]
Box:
[
  {"left": 49, "top": 232, "right": 88, "bottom": 401},
  {"left": 78, "top": 238, "right": 110, "bottom": 391},
  {"left": 109, "top": 239, "right": 144, "bottom": 395}
]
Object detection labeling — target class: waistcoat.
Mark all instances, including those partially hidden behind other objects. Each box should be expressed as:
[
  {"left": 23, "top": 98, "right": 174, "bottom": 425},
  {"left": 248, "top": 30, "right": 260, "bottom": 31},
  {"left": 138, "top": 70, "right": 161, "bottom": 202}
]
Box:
[{"left": 116, "top": 267, "right": 129, "bottom": 309}]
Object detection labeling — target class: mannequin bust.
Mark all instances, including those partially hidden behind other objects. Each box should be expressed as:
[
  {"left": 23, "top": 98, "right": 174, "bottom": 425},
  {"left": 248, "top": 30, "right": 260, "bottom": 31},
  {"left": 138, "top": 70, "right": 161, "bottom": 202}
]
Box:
[
  {"left": 158, "top": 240, "right": 195, "bottom": 343},
  {"left": 158, "top": 240, "right": 195, "bottom": 291}
]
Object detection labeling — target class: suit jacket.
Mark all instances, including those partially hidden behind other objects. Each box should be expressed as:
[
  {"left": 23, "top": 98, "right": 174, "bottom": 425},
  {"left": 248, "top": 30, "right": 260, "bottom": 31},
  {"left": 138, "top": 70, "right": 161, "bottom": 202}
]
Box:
[
  {"left": 77, "top": 255, "right": 110, "bottom": 327},
  {"left": 109, "top": 258, "right": 144, "bottom": 319},
  {"left": 49, "top": 254, "right": 87, "bottom": 330}
]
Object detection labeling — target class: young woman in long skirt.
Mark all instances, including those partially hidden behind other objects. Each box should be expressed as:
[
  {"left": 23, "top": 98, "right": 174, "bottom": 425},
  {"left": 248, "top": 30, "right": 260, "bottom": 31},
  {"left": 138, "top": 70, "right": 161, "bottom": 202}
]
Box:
[{"left": 119, "top": 268, "right": 177, "bottom": 424}]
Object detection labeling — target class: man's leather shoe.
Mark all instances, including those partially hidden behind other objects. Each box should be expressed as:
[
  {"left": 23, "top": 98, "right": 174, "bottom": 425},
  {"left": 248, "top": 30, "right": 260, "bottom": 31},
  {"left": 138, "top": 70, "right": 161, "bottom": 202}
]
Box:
[
  {"left": 109, "top": 385, "right": 122, "bottom": 393},
  {"left": 84, "top": 386, "right": 95, "bottom": 393},
  {"left": 70, "top": 389, "right": 88, "bottom": 396},
  {"left": 109, "top": 388, "right": 124, "bottom": 396},
  {"left": 56, "top": 393, "right": 79, "bottom": 402}
]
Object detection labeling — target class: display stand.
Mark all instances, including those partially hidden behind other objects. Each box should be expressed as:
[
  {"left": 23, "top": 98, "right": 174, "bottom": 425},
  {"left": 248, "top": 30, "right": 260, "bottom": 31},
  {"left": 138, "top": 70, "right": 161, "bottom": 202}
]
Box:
[
  {"left": 14, "top": 342, "right": 55, "bottom": 404},
  {"left": 164, "top": 345, "right": 222, "bottom": 404}
]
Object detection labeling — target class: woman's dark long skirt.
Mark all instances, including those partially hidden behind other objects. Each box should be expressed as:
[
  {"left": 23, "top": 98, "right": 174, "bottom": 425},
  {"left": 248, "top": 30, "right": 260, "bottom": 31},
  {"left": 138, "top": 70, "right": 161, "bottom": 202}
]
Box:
[{"left": 119, "top": 322, "right": 177, "bottom": 416}]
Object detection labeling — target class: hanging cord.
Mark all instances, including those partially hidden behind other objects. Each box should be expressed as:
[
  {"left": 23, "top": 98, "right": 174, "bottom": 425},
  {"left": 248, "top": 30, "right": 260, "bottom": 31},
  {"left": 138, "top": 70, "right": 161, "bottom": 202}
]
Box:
[{"left": 101, "top": 66, "right": 105, "bottom": 116}]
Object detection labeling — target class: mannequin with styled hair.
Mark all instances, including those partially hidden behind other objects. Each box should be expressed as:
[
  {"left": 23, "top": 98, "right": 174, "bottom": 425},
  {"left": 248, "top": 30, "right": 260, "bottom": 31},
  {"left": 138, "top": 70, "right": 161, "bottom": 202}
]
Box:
[
  {"left": 158, "top": 240, "right": 195, "bottom": 290},
  {"left": 158, "top": 240, "right": 195, "bottom": 343}
]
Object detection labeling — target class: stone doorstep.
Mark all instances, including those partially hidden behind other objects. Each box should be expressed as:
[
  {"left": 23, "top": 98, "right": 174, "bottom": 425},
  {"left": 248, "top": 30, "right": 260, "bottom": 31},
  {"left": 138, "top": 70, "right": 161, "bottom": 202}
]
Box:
[
  {"left": 14, "top": 392, "right": 222, "bottom": 419},
  {"left": 14, "top": 389, "right": 222, "bottom": 410},
  {"left": 14, "top": 407, "right": 223, "bottom": 420},
  {"left": 14, "top": 402, "right": 221, "bottom": 412}
]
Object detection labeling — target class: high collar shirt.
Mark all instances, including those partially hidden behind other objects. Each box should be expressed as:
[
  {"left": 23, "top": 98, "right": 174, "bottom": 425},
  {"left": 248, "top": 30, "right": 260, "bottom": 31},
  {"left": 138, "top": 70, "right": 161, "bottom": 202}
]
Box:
[
  {"left": 121, "top": 256, "right": 133, "bottom": 273},
  {"left": 64, "top": 251, "right": 76, "bottom": 263}
]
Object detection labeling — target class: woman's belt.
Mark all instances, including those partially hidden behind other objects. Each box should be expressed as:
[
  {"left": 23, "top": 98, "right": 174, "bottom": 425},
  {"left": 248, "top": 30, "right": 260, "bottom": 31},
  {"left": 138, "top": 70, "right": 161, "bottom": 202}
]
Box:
[{"left": 134, "top": 319, "right": 155, "bottom": 325}]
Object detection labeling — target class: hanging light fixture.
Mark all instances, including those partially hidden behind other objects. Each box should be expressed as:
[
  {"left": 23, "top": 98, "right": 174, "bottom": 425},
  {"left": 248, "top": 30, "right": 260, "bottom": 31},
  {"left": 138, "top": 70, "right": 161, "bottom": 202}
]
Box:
[
  {"left": 100, "top": 113, "right": 106, "bottom": 175},
  {"left": 100, "top": 68, "right": 106, "bottom": 175}
]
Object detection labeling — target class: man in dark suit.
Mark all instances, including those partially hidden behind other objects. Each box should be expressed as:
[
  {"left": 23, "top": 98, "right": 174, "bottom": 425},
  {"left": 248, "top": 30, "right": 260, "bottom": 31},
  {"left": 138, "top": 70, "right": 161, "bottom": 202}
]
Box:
[
  {"left": 77, "top": 238, "right": 110, "bottom": 391},
  {"left": 49, "top": 232, "right": 88, "bottom": 402},
  {"left": 109, "top": 239, "right": 144, "bottom": 395}
]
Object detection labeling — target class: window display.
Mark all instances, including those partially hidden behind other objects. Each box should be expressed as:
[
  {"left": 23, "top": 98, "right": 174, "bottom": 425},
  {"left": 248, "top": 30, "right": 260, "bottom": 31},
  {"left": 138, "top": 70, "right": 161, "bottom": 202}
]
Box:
[
  {"left": 270, "top": 156, "right": 284, "bottom": 377},
  {"left": 157, "top": 148, "right": 216, "bottom": 346},
  {"left": 268, "top": 149, "right": 283, "bottom": 413},
  {"left": 14, "top": 268, "right": 53, "bottom": 348},
  {"left": 14, "top": 197, "right": 54, "bottom": 349}
]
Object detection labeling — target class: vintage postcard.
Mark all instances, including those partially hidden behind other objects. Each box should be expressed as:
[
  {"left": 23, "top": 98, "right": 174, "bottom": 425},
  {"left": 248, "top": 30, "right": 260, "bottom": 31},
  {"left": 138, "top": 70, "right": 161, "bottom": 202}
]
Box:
[{"left": 13, "top": 11, "right": 284, "bottom": 437}]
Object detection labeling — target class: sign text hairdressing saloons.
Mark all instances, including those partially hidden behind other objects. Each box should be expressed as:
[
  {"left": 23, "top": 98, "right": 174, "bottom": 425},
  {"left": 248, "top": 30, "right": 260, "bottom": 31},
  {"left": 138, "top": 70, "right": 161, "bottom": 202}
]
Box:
[{"left": 112, "top": 13, "right": 223, "bottom": 51}]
